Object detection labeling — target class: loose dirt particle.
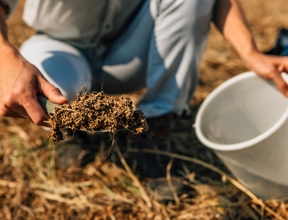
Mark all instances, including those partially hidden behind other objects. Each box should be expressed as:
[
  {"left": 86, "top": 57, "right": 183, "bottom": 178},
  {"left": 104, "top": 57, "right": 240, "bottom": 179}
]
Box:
[{"left": 48, "top": 91, "right": 149, "bottom": 143}]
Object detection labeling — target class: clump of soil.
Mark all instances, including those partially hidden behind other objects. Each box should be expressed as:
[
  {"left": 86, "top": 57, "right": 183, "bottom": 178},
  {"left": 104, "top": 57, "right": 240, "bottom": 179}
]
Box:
[{"left": 48, "top": 91, "right": 148, "bottom": 143}]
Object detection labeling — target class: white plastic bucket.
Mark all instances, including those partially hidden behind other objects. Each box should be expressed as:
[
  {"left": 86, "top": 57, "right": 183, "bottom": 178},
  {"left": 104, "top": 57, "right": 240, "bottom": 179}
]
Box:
[{"left": 195, "top": 71, "right": 288, "bottom": 199}]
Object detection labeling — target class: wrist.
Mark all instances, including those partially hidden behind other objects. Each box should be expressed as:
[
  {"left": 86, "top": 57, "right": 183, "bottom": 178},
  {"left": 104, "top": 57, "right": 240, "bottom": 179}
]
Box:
[
  {"left": 0, "top": 40, "right": 18, "bottom": 61},
  {"left": 240, "top": 49, "right": 264, "bottom": 70},
  {"left": 238, "top": 47, "right": 260, "bottom": 63}
]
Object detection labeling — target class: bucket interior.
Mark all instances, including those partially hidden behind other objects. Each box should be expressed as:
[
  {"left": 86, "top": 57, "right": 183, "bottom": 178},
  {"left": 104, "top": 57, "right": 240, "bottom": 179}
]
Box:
[{"left": 198, "top": 74, "right": 288, "bottom": 145}]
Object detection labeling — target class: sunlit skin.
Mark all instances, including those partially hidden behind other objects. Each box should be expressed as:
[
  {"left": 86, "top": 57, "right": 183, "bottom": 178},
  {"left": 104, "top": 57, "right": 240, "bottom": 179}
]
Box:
[
  {"left": 214, "top": 0, "right": 288, "bottom": 96},
  {"left": 0, "top": 0, "right": 288, "bottom": 126},
  {"left": 0, "top": 5, "right": 68, "bottom": 126}
]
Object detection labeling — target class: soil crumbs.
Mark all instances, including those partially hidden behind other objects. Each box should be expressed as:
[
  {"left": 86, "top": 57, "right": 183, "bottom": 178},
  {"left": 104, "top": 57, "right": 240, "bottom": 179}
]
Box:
[{"left": 48, "top": 91, "right": 149, "bottom": 143}]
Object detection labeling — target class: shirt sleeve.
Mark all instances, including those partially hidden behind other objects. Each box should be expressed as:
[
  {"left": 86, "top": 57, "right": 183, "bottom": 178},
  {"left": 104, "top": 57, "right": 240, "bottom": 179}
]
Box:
[{"left": 0, "top": 0, "right": 19, "bottom": 19}]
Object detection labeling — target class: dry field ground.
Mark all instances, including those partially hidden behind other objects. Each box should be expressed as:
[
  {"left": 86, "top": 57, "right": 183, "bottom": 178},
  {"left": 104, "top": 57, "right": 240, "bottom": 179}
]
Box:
[{"left": 1, "top": 0, "right": 288, "bottom": 219}]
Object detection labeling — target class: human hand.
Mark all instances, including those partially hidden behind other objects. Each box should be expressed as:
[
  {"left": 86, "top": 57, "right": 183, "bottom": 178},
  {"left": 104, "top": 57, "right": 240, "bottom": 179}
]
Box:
[
  {"left": 0, "top": 43, "right": 68, "bottom": 125},
  {"left": 242, "top": 51, "right": 288, "bottom": 97}
]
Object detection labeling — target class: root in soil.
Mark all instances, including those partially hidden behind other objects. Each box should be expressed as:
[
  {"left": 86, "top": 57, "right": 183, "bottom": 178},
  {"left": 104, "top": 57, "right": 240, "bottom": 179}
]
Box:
[{"left": 47, "top": 91, "right": 149, "bottom": 143}]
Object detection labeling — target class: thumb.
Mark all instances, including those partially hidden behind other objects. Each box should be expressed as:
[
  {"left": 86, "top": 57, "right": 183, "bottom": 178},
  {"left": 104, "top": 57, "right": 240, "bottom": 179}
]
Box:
[{"left": 38, "top": 77, "right": 68, "bottom": 104}]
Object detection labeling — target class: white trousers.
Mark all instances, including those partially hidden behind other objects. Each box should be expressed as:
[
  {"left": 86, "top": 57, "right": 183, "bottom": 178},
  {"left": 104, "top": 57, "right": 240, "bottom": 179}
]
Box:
[{"left": 20, "top": 0, "right": 215, "bottom": 118}]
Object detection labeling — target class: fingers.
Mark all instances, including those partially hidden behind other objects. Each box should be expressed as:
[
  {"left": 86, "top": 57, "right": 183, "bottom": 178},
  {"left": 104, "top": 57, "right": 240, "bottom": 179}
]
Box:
[
  {"left": 277, "top": 59, "right": 288, "bottom": 74},
  {"left": 270, "top": 56, "right": 288, "bottom": 97},
  {"left": 271, "top": 70, "right": 288, "bottom": 97},
  {"left": 0, "top": 93, "right": 49, "bottom": 126},
  {"left": 37, "top": 77, "right": 68, "bottom": 104},
  {"left": 0, "top": 47, "right": 66, "bottom": 125},
  {"left": 17, "top": 75, "right": 68, "bottom": 126},
  {"left": 249, "top": 54, "right": 288, "bottom": 97},
  {"left": 28, "top": 75, "right": 68, "bottom": 126},
  {"left": 19, "top": 91, "right": 50, "bottom": 125},
  {"left": 3, "top": 75, "right": 66, "bottom": 126}
]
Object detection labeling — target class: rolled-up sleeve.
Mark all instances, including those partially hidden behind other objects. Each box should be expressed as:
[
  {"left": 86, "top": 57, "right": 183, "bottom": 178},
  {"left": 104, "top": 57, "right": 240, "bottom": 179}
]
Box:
[{"left": 1, "top": 0, "right": 19, "bottom": 19}]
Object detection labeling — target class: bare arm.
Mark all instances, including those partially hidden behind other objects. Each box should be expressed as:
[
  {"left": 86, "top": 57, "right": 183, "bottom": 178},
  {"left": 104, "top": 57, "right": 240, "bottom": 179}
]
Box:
[
  {"left": 213, "top": 0, "right": 288, "bottom": 97},
  {"left": 0, "top": 5, "right": 67, "bottom": 125}
]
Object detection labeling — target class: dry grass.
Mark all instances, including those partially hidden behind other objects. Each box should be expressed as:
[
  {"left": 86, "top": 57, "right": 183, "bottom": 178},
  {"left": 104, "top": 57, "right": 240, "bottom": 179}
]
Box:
[
  {"left": 2, "top": 0, "right": 288, "bottom": 219},
  {"left": 0, "top": 117, "right": 254, "bottom": 220}
]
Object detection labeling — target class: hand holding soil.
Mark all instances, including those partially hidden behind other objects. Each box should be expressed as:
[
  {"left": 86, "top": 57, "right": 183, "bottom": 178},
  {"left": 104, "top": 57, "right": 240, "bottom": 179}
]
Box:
[{"left": 44, "top": 91, "right": 149, "bottom": 143}]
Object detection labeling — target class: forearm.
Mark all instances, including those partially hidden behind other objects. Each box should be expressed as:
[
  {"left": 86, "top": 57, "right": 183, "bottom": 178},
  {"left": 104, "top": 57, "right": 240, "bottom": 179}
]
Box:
[
  {"left": 0, "top": 3, "right": 21, "bottom": 73},
  {"left": 213, "top": 0, "right": 258, "bottom": 61},
  {"left": 213, "top": 0, "right": 288, "bottom": 97}
]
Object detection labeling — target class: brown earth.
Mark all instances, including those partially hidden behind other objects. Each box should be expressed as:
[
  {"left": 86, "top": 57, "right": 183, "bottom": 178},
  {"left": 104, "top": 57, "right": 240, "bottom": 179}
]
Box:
[
  {"left": 48, "top": 91, "right": 148, "bottom": 143},
  {"left": 1, "top": 0, "right": 288, "bottom": 219}
]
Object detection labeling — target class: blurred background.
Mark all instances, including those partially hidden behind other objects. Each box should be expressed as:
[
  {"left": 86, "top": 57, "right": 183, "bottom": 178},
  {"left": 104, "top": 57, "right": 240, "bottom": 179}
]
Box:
[{"left": 1, "top": 0, "right": 288, "bottom": 219}]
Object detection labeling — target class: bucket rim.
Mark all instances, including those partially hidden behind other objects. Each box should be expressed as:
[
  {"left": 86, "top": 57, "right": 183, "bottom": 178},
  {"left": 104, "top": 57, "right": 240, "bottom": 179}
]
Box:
[{"left": 194, "top": 71, "right": 288, "bottom": 151}]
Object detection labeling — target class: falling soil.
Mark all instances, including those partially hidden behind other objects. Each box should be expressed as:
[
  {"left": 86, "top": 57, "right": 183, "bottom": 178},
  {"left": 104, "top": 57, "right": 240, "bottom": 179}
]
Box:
[{"left": 48, "top": 91, "right": 149, "bottom": 143}]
